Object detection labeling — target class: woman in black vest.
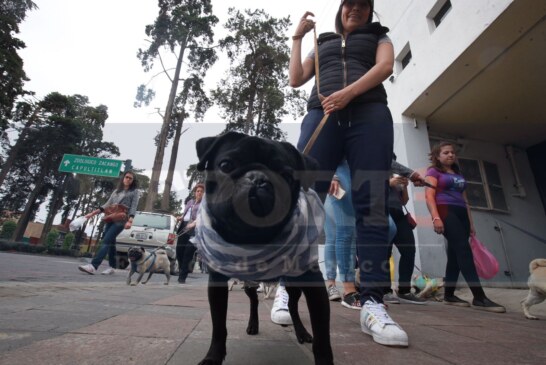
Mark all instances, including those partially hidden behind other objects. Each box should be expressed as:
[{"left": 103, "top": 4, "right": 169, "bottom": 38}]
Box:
[{"left": 290, "top": 0, "right": 412, "bottom": 347}]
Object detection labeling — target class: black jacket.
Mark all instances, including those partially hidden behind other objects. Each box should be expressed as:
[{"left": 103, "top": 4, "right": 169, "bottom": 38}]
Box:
[{"left": 307, "top": 22, "right": 390, "bottom": 111}]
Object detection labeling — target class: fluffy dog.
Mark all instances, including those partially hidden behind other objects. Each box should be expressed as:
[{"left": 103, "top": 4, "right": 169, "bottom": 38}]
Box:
[
  {"left": 193, "top": 132, "right": 333, "bottom": 365},
  {"left": 522, "top": 258, "right": 546, "bottom": 319},
  {"left": 126, "top": 246, "right": 170, "bottom": 286}
]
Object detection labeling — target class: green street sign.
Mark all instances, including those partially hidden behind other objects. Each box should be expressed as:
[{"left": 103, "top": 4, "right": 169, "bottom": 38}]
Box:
[{"left": 59, "top": 154, "right": 123, "bottom": 178}]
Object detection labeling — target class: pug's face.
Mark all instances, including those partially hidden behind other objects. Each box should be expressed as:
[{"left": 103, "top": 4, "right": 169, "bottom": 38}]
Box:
[
  {"left": 128, "top": 246, "right": 145, "bottom": 262},
  {"left": 196, "top": 132, "right": 318, "bottom": 244}
]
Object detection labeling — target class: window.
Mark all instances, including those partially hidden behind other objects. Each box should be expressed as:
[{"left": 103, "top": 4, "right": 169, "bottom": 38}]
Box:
[
  {"left": 433, "top": 0, "right": 452, "bottom": 27},
  {"left": 427, "top": 0, "right": 452, "bottom": 30},
  {"left": 458, "top": 158, "right": 508, "bottom": 212},
  {"left": 396, "top": 43, "right": 412, "bottom": 72}
]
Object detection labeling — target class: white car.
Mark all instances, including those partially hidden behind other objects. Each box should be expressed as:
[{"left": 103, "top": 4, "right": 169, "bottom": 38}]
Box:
[{"left": 115, "top": 211, "right": 178, "bottom": 273}]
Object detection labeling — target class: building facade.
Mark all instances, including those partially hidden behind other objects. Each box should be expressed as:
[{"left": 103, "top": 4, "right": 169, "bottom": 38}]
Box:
[{"left": 375, "top": 0, "right": 546, "bottom": 286}]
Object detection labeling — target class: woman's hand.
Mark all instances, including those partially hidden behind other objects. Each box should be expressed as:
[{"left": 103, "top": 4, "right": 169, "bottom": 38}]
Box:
[
  {"left": 293, "top": 12, "right": 315, "bottom": 39},
  {"left": 186, "top": 221, "right": 197, "bottom": 230},
  {"left": 470, "top": 224, "right": 476, "bottom": 237},
  {"left": 321, "top": 89, "right": 352, "bottom": 114},
  {"left": 433, "top": 218, "right": 444, "bottom": 235},
  {"left": 389, "top": 176, "right": 408, "bottom": 188},
  {"left": 124, "top": 220, "right": 133, "bottom": 230},
  {"left": 328, "top": 179, "right": 340, "bottom": 196}
]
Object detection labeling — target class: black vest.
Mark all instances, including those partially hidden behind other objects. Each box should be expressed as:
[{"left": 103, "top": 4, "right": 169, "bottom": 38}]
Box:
[{"left": 307, "top": 22, "right": 390, "bottom": 111}]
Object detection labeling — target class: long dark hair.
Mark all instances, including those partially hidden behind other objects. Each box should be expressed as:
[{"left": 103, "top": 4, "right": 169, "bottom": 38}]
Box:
[
  {"left": 116, "top": 171, "right": 138, "bottom": 192},
  {"left": 335, "top": 0, "right": 374, "bottom": 33},
  {"left": 428, "top": 141, "right": 461, "bottom": 174}
]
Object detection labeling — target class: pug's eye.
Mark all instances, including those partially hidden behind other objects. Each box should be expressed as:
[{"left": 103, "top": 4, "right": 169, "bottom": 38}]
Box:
[{"left": 219, "top": 160, "right": 235, "bottom": 173}]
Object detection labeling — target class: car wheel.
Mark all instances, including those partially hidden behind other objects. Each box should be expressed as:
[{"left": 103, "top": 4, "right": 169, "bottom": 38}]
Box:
[{"left": 117, "top": 254, "right": 129, "bottom": 270}]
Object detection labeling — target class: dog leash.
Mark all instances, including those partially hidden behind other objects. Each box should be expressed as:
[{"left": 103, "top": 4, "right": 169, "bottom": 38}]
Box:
[{"left": 302, "top": 25, "right": 331, "bottom": 156}]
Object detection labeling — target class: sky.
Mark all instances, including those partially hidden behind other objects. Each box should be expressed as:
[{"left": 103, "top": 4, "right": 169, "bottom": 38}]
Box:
[{"left": 16, "top": 0, "right": 344, "bottom": 209}]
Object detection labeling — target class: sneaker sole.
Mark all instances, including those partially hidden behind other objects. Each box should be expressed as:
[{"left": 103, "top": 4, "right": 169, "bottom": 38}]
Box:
[
  {"left": 361, "top": 324, "right": 408, "bottom": 347},
  {"left": 329, "top": 295, "right": 342, "bottom": 301},
  {"left": 383, "top": 300, "right": 400, "bottom": 304},
  {"left": 341, "top": 301, "right": 361, "bottom": 310},
  {"left": 444, "top": 301, "right": 470, "bottom": 307},
  {"left": 397, "top": 297, "right": 427, "bottom": 305},
  {"left": 472, "top": 305, "right": 506, "bottom": 313},
  {"left": 78, "top": 267, "right": 94, "bottom": 275}
]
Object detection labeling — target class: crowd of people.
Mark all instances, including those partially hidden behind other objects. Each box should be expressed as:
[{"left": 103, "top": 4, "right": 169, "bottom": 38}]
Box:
[{"left": 77, "top": 0, "right": 505, "bottom": 352}]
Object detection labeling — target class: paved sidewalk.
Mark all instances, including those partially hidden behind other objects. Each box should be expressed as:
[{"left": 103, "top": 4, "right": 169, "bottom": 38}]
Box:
[{"left": 0, "top": 271, "right": 545, "bottom": 365}]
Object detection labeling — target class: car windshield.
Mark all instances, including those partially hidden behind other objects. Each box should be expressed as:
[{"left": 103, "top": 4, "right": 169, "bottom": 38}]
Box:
[{"left": 132, "top": 213, "right": 171, "bottom": 230}]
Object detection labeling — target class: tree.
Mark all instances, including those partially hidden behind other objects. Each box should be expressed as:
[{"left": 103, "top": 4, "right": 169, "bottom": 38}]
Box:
[
  {"left": 136, "top": 0, "right": 218, "bottom": 211},
  {"left": 160, "top": 72, "right": 212, "bottom": 210},
  {"left": 0, "top": 0, "right": 38, "bottom": 131},
  {"left": 4, "top": 92, "right": 120, "bottom": 242},
  {"left": 212, "top": 8, "right": 307, "bottom": 140}
]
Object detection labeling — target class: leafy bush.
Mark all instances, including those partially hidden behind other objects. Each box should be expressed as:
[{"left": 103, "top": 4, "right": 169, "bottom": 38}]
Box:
[
  {"left": 0, "top": 220, "right": 17, "bottom": 239},
  {"left": 63, "top": 232, "right": 75, "bottom": 249},
  {"left": 46, "top": 229, "right": 59, "bottom": 248}
]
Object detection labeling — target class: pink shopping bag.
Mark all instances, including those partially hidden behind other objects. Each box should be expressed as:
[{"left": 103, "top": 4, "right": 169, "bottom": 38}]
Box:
[{"left": 469, "top": 234, "right": 499, "bottom": 279}]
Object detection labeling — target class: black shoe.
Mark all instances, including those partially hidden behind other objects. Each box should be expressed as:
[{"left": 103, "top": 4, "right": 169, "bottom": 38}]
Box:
[
  {"left": 178, "top": 278, "right": 186, "bottom": 284},
  {"left": 341, "top": 292, "right": 361, "bottom": 310},
  {"left": 472, "top": 297, "right": 506, "bottom": 313},
  {"left": 444, "top": 295, "right": 470, "bottom": 307}
]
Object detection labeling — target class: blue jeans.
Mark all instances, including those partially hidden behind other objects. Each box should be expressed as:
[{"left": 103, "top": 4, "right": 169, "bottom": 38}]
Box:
[
  {"left": 91, "top": 221, "right": 125, "bottom": 269},
  {"left": 324, "top": 161, "right": 356, "bottom": 283},
  {"left": 297, "top": 103, "right": 393, "bottom": 303}
]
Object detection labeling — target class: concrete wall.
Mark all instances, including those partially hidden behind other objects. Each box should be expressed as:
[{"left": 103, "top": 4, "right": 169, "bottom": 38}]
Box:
[{"left": 376, "top": 0, "right": 546, "bottom": 286}]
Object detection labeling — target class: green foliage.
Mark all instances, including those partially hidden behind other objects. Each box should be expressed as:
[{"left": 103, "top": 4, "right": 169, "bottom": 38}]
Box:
[
  {"left": 46, "top": 229, "right": 59, "bottom": 248},
  {"left": 0, "top": 220, "right": 17, "bottom": 239},
  {"left": 0, "top": 0, "right": 38, "bottom": 129},
  {"left": 63, "top": 232, "right": 75, "bottom": 249},
  {"left": 212, "top": 8, "right": 307, "bottom": 140}
]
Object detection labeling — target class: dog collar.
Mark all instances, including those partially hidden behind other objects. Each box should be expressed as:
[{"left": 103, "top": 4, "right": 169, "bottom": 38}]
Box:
[{"left": 191, "top": 189, "right": 325, "bottom": 281}]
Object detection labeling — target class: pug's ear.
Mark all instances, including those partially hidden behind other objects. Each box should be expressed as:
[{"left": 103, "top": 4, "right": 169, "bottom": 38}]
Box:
[
  {"left": 196, "top": 132, "right": 246, "bottom": 171},
  {"left": 140, "top": 247, "right": 145, "bottom": 252},
  {"left": 280, "top": 142, "right": 319, "bottom": 191}
]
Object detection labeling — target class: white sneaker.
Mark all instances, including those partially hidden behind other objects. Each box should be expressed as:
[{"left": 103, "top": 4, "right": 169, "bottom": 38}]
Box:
[
  {"left": 78, "top": 264, "right": 96, "bottom": 275},
  {"left": 360, "top": 300, "right": 408, "bottom": 347},
  {"left": 271, "top": 286, "right": 292, "bottom": 325},
  {"left": 101, "top": 267, "right": 115, "bottom": 275}
]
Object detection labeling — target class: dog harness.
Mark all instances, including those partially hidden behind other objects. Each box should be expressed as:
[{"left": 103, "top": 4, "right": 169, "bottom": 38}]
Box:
[{"left": 191, "top": 189, "right": 325, "bottom": 281}]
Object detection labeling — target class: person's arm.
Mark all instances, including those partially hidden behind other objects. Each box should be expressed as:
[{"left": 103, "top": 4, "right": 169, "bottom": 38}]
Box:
[
  {"left": 463, "top": 191, "right": 476, "bottom": 236},
  {"left": 321, "top": 41, "right": 394, "bottom": 111},
  {"left": 125, "top": 190, "right": 140, "bottom": 229},
  {"left": 86, "top": 191, "right": 114, "bottom": 219},
  {"left": 392, "top": 160, "right": 425, "bottom": 186},
  {"left": 289, "top": 12, "right": 316, "bottom": 88},
  {"left": 425, "top": 175, "right": 444, "bottom": 234}
]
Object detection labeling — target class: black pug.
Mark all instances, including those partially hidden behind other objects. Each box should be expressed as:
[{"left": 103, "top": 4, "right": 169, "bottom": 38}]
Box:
[{"left": 193, "top": 132, "right": 333, "bottom": 365}]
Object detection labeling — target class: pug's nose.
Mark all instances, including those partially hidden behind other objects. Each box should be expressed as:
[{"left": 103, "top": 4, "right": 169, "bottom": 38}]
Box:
[{"left": 247, "top": 172, "right": 275, "bottom": 217}]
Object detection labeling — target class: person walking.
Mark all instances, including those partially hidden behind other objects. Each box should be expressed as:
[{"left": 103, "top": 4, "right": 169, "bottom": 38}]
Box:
[
  {"left": 324, "top": 161, "right": 360, "bottom": 309},
  {"left": 78, "top": 171, "right": 140, "bottom": 275},
  {"left": 176, "top": 183, "right": 204, "bottom": 284},
  {"left": 290, "top": 0, "right": 421, "bottom": 346},
  {"left": 425, "top": 141, "right": 505, "bottom": 312},
  {"left": 383, "top": 155, "right": 426, "bottom": 305}
]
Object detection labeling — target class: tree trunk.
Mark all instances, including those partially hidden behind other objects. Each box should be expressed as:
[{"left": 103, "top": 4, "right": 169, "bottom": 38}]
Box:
[
  {"left": 13, "top": 169, "right": 47, "bottom": 242},
  {"left": 39, "top": 175, "right": 69, "bottom": 244},
  {"left": 0, "top": 106, "right": 41, "bottom": 188},
  {"left": 144, "top": 37, "right": 189, "bottom": 211}
]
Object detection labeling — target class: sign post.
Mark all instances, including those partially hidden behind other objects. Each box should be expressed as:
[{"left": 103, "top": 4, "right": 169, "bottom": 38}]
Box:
[{"left": 58, "top": 154, "right": 123, "bottom": 178}]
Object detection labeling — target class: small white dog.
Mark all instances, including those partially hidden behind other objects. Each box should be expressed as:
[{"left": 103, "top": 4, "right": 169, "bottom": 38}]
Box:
[{"left": 521, "top": 258, "right": 546, "bottom": 319}]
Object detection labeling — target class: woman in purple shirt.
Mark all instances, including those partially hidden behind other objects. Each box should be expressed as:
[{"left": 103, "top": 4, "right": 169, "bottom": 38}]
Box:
[{"left": 425, "top": 142, "right": 505, "bottom": 313}]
